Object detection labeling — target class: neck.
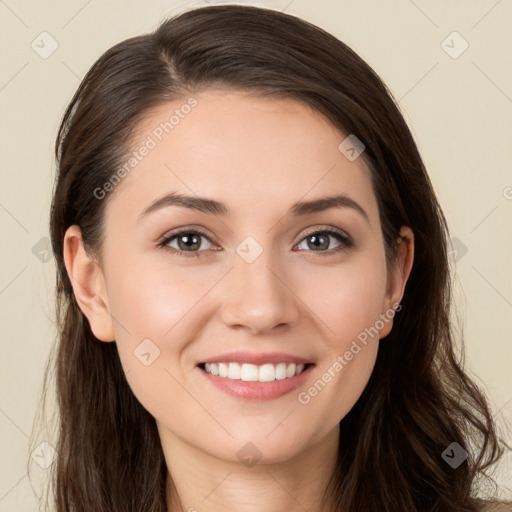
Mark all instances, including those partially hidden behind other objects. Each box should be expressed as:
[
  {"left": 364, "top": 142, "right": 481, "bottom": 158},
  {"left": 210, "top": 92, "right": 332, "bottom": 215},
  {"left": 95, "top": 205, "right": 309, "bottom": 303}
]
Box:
[{"left": 163, "top": 425, "right": 340, "bottom": 512}]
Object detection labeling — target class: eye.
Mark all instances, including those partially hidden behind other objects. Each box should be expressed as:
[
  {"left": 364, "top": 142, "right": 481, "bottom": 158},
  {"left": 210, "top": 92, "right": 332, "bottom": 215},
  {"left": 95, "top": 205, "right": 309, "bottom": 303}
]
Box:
[
  {"left": 158, "top": 228, "right": 215, "bottom": 258},
  {"left": 295, "top": 228, "right": 353, "bottom": 255},
  {"left": 157, "top": 226, "right": 353, "bottom": 258}
]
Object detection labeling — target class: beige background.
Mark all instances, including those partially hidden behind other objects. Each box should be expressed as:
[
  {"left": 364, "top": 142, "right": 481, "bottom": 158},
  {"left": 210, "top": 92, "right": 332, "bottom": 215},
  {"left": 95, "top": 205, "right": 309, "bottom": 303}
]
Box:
[{"left": 1, "top": 0, "right": 511, "bottom": 509}]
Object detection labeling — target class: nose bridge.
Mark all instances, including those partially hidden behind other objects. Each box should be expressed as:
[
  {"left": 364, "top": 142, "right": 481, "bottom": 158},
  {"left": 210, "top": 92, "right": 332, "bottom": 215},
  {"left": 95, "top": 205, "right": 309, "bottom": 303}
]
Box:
[{"left": 220, "top": 235, "right": 299, "bottom": 332}]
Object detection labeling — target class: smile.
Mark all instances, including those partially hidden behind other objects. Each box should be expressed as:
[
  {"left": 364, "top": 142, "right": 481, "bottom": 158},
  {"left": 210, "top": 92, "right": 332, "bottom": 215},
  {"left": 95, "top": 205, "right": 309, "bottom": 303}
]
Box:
[
  {"left": 201, "top": 361, "right": 308, "bottom": 382},
  {"left": 197, "top": 362, "right": 315, "bottom": 401}
]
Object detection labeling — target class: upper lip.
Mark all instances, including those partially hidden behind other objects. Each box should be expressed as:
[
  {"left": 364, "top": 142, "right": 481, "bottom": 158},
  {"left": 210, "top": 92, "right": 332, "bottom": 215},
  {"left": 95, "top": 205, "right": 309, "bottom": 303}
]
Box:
[{"left": 198, "top": 351, "right": 314, "bottom": 366}]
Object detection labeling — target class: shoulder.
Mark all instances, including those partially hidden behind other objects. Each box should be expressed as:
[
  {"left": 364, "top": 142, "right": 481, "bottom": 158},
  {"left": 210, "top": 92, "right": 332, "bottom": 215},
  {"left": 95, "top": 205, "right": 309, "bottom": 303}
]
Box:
[{"left": 475, "top": 499, "right": 512, "bottom": 512}]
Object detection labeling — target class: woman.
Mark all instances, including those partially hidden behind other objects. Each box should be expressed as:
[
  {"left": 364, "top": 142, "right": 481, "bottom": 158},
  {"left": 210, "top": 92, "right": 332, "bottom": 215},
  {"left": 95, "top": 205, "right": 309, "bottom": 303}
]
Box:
[{"left": 34, "top": 4, "right": 510, "bottom": 511}]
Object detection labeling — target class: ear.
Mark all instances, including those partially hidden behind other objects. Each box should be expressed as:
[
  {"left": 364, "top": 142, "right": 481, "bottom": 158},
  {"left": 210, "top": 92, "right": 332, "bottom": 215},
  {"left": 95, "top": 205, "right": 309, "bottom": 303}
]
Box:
[
  {"left": 62, "top": 225, "right": 115, "bottom": 342},
  {"left": 379, "top": 226, "right": 414, "bottom": 339}
]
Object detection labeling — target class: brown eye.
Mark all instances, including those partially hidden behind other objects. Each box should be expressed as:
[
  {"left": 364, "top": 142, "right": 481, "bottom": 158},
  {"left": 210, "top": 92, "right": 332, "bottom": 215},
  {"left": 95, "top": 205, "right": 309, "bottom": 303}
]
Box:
[
  {"left": 158, "top": 229, "right": 214, "bottom": 257},
  {"left": 296, "top": 229, "right": 353, "bottom": 255}
]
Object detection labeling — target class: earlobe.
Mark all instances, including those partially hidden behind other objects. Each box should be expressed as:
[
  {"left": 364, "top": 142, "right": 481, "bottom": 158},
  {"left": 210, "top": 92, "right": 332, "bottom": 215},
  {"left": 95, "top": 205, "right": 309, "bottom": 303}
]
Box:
[
  {"left": 379, "top": 226, "right": 414, "bottom": 339},
  {"left": 62, "top": 225, "right": 116, "bottom": 342}
]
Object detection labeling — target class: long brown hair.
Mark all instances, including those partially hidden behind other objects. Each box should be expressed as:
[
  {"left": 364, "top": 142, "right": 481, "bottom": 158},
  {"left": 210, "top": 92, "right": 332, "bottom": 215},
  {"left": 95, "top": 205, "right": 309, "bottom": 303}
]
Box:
[{"left": 32, "top": 5, "right": 507, "bottom": 511}]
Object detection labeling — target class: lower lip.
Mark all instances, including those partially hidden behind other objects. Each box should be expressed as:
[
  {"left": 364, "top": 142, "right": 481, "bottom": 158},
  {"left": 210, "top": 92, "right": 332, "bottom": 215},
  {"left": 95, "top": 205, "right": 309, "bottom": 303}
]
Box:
[{"left": 198, "top": 364, "right": 315, "bottom": 401}]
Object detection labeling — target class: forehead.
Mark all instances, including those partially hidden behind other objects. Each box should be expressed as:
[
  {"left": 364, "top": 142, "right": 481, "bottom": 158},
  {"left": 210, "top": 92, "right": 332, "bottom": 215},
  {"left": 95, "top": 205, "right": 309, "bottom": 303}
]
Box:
[{"left": 105, "top": 89, "right": 379, "bottom": 226}]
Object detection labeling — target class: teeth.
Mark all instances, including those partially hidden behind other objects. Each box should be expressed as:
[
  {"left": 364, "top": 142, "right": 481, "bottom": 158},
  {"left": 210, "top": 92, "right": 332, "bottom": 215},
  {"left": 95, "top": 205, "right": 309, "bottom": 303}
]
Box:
[
  {"left": 203, "top": 362, "right": 308, "bottom": 382},
  {"left": 218, "top": 362, "right": 228, "bottom": 378},
  {"left": 228, "top": 362, "right": 241, "bottom": 380}
]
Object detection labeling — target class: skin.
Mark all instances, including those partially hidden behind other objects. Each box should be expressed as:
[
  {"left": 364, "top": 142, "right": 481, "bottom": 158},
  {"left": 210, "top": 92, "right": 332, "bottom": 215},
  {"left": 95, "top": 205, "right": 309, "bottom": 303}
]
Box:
[{"left": 63, "top": 90, "right": 414, "bottom": 512}]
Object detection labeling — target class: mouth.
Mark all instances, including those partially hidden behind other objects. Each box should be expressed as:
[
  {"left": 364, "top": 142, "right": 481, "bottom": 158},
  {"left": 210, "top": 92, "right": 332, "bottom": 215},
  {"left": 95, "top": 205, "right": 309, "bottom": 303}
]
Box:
[
  {"left": 197, "top": 361, "right": 314, "bottom": 382},
  {"left": 196, "top": 361, "right": 316, "bottom": 401}
]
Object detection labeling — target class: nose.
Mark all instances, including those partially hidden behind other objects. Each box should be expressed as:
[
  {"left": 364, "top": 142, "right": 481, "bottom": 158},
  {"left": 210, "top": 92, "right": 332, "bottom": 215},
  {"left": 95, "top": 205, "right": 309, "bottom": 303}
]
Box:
[{"left": 220, "top": 249, "right": 301, "bottom": 334}]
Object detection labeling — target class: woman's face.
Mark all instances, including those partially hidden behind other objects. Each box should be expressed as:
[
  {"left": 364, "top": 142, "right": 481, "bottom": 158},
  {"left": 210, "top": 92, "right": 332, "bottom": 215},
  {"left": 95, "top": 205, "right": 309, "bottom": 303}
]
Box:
[{"left": 65, "top": 89, "right": 413, "bottom": 465}]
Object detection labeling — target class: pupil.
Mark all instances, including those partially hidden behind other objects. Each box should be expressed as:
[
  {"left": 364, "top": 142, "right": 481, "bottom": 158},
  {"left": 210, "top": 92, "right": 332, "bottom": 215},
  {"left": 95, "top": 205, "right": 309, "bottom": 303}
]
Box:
[
  {"left": 309, "top": 234, "right": 328, "bottom": 250},
  {"left": 179, "top": 234, "right": 200, "bottom": 250}
]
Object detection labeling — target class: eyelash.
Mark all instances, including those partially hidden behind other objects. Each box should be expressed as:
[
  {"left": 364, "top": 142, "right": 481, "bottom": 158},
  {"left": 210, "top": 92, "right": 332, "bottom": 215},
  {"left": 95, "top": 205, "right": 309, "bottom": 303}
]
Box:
[{"left": 157, "top": 226, "right": 353, "bottom": 258}]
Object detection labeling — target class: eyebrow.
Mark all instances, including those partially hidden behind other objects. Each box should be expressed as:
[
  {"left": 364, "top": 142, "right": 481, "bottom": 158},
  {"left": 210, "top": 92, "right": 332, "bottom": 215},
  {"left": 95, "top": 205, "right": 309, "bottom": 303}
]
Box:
[{"left": 138, "top": 192, "right": 369, "bottom": 223}]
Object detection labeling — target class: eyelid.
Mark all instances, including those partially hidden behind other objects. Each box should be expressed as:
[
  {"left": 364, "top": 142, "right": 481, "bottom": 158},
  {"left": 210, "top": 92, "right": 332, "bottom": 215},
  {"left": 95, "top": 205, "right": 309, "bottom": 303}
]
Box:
[
  {"left": 158, "top": 225, "right": 217, "bottom": 245},
  {"left": 298, "top": 225, "right": 352, "bottom": 244}
]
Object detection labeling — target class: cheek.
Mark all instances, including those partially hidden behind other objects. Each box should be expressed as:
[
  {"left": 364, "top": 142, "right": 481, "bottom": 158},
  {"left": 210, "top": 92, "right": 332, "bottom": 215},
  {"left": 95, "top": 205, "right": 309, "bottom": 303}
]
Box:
[
  {"left": 106, "top": 257, "right": 218, "bottom": 341},
  {"left": 299, "top": 253, "right": 388, "bottom": 343},
  {"left": 104, "top": 258, "right": 229, "bottom": 399},
  {"left": 293, "top": 256, "right": 387, "bottom": 419},
  {"left": 104, "top": 259, "right": 216, "bottom": 420}
]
